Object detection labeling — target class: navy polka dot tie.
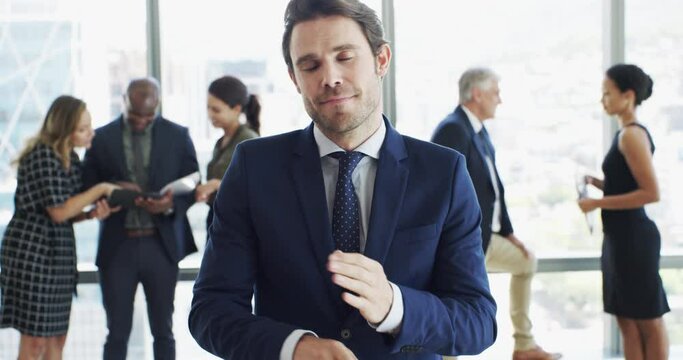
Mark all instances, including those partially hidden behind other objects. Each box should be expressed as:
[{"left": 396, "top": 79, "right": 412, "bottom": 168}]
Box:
[{"left": 329, "top": 151, "right": 365, "bottom": 253}]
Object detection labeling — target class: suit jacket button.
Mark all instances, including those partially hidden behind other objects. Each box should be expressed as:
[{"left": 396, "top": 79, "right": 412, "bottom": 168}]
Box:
[{"left": 341, "top": 328, "right": 351, "bottom": 339}]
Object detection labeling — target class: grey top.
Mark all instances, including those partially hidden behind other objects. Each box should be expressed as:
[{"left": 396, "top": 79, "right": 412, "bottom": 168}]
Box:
[{"left": 207, "top": 125, "right": 258, "bottom": 180}]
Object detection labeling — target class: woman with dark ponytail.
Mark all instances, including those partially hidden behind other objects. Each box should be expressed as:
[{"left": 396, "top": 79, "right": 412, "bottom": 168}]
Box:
[
  {"left": 196, "top": 76, "right": 260, "bottom": 230},
  {"left": 579, "top": 64, "right": 669, "bottom": 359}
]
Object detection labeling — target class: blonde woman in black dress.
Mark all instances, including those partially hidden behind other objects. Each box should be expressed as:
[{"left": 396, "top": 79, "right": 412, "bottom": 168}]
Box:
[
  {"left": 0, "top": 96, "right": 119, "bottom": 359},
  {"left": 195, "top": 76, "right": 260, "bottom": 230},
  {"left": 579, "top": 64, "right": 669, "bottom": 359}
]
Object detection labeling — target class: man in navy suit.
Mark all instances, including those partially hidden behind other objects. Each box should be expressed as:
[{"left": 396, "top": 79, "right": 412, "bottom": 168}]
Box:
[
  {"left": 82, "top": 78, "right": 199, "bottom": 360},
  {"left": 432, "top": 68, "right": 561, "bottom": 360},
  {"left": 189, "top": 1, "right": 496, "bottom": 359}
]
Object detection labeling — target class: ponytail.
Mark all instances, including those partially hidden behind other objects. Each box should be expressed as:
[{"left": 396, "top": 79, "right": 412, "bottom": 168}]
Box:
[{"left": 244, "top": 94, "right": 261, "bottom": 134}]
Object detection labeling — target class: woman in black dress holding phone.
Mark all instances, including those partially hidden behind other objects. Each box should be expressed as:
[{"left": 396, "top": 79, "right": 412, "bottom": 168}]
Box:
[{"left": 579, "top": 64, "right": 669, "bottom": 359}]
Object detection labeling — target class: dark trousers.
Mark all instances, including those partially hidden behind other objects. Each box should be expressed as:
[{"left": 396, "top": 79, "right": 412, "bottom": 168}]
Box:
[{"left": 100, "top": 235, "right": 178, "bottom": 360}]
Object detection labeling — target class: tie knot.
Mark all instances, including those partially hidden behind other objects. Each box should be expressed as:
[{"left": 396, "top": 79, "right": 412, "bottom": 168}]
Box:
[{"left": 330, "top": 151, "right": 365, "bottom": 175}]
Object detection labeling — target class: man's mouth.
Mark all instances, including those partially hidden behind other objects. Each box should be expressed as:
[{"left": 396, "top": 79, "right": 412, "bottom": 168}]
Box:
[{"left": 319, "top": 95, "right": 354, "bottom": 105}]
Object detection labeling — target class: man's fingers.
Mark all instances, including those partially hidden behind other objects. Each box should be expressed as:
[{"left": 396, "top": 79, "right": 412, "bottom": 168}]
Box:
[
  {"left": 329, "top": 251, "right": 380, "bottom": 273},
  {"left": 328, "top": 261, "right": 373, "bottom": 285},
  {"left": 332, "top": 273, "right": 370, "bottom": 297},
  {"left": 340, "top": 290, "right": 367, "bottom": 311}
]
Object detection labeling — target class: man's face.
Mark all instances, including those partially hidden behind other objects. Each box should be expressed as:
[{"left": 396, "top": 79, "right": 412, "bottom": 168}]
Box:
[
  {"left": 288, "top": 15, "right": 389, "bottom": 136},
  {"left": 125, "top": 83, "right": 158, "bottom": 132},
  {"left": 477, "top": 80, "right": 502, "bottom": 120}
]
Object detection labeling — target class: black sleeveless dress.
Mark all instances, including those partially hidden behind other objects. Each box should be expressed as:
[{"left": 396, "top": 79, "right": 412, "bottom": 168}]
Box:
[{"left": 601, "top": 123, "right": 669, "bottom": 318}]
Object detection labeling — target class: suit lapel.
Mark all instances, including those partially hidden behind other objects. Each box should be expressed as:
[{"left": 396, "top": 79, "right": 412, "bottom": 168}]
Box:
[
  {"left": 290, "top": 125, "right": 342, "bottom": 309},
  {"left": 459, "top": 108, "right": 496, "bottom": 191},
  {"left": 147, "top": 117, "right": 162, "bottom": 189},
  {"left": 111, "top": 116, "right": 129, "bottom": 180},
  {"left": 364, "top": 119, "right": 409, "bottom": 265}
]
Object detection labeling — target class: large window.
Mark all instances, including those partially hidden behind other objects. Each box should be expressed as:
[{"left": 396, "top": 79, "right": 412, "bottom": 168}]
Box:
[
  {"left": 462, "top": 272, "right": 603, "bottom": 359},
  {"left": 394, "top": 0, "right": 603, "bottom": 253},
  {"left": 626, "top": 0, "right": 683, "bottom": 251},
  {"left": 626, "top": 0, "right": 683, "bottom": 348},
  {"left": 0, "top": 0, "right": 148, "bottom": 264}
]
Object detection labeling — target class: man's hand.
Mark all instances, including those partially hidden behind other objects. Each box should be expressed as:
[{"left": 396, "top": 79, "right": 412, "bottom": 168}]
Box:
[
  {"left": 136, "top": 190, "right": 174, "bottom": 214},
  {"left": 293, "top": 335, "right": 357, "bottom": 360},
  {"left": 327, "top": 250, "right": 393, "bottom": 325},
  {"left": 88, "top": 199, "right": 121, "bottom": 220},
  {"left": 505, "top": 233, "right": 530, "bottom": 259},
  {"left": 195, "top": 179, "right": 220, "bottom": 203},
  {"left": 116, "top": 181, "right": 142, "bottom": 192}
]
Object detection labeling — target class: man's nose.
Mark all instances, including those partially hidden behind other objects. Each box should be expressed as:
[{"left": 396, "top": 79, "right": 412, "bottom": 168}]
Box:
[{"left": 321, "top": 63, "right": 343, "bottom": 88}]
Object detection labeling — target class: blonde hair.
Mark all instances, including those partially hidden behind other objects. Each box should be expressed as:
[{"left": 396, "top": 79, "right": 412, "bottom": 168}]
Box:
[{"left": 13, "top": 95, "right": 86, "bottom": 169}]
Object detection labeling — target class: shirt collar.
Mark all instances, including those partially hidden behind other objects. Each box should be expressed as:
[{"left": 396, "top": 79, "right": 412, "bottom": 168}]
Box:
[
  {"left": 122, "top": 114, "right": 157, "bottom": 135},
  {"left": 313, "top": 120, "right": 385, "bottom": 160},
  {"left": 461, "top": 105, "right": 484, "bottom": 133}
]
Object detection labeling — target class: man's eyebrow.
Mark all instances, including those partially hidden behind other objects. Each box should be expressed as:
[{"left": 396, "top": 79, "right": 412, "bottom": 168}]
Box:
[
  {"left": 332, "top": 44, "right": 358, "bottom": 52},
  {"left": 295, "top": 54, "right": 317, "bottom": 67}
]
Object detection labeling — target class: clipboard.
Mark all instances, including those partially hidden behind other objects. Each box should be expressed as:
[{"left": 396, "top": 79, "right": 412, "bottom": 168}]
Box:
[
  {"left": 107, "top": 172, "right": 200, "bottom": 208},
  {"left": 108, "top": 189, "right": 163, "bottom": 208}
]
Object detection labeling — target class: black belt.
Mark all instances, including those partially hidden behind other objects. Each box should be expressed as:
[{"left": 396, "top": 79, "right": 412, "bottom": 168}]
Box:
[{"left": 125, "top": 228, "right": 158, "bottom": 238}]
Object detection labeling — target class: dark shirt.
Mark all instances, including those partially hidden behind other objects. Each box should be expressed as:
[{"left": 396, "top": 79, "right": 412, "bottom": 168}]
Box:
[{"left": 122, "top": 118, "right": 155, "bottom": 230}]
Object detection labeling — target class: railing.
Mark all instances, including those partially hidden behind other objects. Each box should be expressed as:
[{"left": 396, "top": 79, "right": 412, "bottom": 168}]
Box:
[
  {"left": 74, "top": 252, "right": 683, "bottom": 283},
  {"left": 1, "top": 253, "right": 681, "bottom": 359}
]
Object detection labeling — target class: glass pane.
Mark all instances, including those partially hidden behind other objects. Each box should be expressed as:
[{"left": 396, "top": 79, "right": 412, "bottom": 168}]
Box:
[
  {"left": 0, "top": 0, "right": 147, "bottom": 264},
  {"left": 394, "top": 0, "right": 603, "bottom": 253},
  {"left": 626, "top": 0, "right": 683, "bottom": 252},
  {"left": 462, "top": 270, "right": 683, "bottom": 358},
  {"left": 0, "top": 282, "right": 219, "bottom": 359},
  {"left": 661, "top": 269, "right": 683, "bottom": 350},
  {"left": 159, "top": 0, "right": 382, "bottom": 266},
  {"left": 461, "top": 272, "right": 604, "bottom": 359},
  {"left": 622, "top": 16, "right": 683, "bottom": 354}
]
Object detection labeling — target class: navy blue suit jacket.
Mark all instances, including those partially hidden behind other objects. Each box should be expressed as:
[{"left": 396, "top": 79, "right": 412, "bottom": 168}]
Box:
[
  {"left": 431, "top": 106, "right": 514, "bottom": 252},
  {"left": 189, "top": 119, "right": 497, "bottom": 359},
  {"left": 82, "top": 115, "right": 199, "bottom": 268}
]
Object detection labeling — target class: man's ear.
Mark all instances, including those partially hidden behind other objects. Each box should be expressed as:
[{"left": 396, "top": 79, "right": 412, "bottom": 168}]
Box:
[
  {"left": 288, "top": 68, "right": 301, "bottom": 94},
  {"left": 471, "top": 87, "right": 482, "bottom": 103},
  {"left": 122, "top": 94, "right": 131, "bottom": 110},
  {"left": 375, "top": 44, "right": 392, "bottom": 78}
]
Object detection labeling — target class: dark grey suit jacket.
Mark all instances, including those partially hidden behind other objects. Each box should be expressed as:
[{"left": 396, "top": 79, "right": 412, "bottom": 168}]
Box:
[{"left": 82, "top": 115, "right": 199, "bottom": 267}]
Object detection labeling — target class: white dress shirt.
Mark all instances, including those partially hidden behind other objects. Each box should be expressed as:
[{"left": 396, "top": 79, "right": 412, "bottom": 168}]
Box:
[
  {"left": 279, "top": 120, "right": 404, "bottom": 359},
  {"left": 462, "top": 106, "right": 501, "bottom": 233}
]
